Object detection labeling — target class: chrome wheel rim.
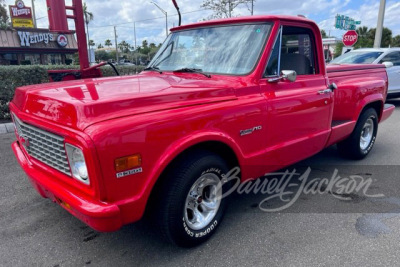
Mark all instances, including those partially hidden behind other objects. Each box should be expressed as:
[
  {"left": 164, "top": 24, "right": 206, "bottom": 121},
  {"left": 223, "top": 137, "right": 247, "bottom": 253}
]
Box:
[
  {"left": 184, "top": 173, "right": 222, "bottom": 230},
  {"left": 360, "top": 117, "right": 374, "bottom": 150}
]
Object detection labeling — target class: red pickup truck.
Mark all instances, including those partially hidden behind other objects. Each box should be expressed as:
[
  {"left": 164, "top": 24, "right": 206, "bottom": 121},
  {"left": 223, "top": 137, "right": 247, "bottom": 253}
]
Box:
[{"left": 10, "top": 15, "right": 394, "bottom": 247}]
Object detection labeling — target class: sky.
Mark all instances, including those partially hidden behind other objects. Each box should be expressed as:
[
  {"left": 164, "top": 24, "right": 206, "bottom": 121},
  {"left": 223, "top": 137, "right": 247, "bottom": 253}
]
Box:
[{"left": 5, "top": 0, "right": 400, "bottom": 48}]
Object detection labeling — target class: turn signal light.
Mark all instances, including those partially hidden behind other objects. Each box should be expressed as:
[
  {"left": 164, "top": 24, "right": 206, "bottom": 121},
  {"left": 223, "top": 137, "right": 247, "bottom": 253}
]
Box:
[{"left": 115, "top": 154, "right": 141, "bottom": 172}]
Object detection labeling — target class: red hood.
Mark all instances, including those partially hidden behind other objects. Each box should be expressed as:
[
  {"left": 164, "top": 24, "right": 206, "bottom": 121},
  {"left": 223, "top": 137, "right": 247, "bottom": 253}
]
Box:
[{"left": 12, "top": 73, "right": 237, "bottom": 130}]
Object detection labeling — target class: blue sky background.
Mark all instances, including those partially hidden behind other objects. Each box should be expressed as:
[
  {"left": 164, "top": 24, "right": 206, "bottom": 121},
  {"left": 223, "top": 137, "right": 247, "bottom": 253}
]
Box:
[{"left": 5, "top": 0, "right": 400, "bottom": 48}]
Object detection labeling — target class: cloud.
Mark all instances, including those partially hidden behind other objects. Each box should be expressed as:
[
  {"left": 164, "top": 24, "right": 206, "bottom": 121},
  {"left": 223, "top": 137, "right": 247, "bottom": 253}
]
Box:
[{"left": 4, "top": 0, "right": 400, "bottom": 48}]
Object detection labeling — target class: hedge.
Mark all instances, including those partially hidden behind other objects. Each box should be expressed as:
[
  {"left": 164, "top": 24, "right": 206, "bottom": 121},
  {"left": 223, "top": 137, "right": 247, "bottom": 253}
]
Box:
[{"left": 0, "top": 65, "right": 145, "bottom": 120}]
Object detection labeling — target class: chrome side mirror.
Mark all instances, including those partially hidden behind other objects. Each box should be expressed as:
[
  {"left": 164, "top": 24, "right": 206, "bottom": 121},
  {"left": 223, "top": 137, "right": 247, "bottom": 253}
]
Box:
[
  {"left": 268, "top": 70, "right": 297, "bottom": 83},
  {"left": 382, "top": 61, "right": 394, "bottom": 68}
]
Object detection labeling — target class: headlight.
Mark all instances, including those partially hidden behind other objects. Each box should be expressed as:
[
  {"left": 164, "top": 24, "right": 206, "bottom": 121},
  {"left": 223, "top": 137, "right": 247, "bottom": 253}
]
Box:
[{"left": 65, "top": 144, "right": 89, "bottom": 185}]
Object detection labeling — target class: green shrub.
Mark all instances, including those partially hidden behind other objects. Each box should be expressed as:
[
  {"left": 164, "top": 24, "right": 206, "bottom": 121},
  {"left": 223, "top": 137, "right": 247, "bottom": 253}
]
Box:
[
  {"left": 20, "top": 60, "right": 31, "bottom": 65},
  {"left": 0, "top": 65, "right": 145, "bottom": 120}
]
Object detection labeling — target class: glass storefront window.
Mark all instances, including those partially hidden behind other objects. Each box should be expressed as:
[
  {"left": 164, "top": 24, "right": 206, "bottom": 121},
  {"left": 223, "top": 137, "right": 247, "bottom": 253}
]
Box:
[
  {"left": 1, "top": 54, "right": 18, "bottom": 65},
  {"left": 47, "top": 54, "right": 62, "bottom": 65},
  {"left": 23, "top": 54, "right": 41, "bottom": 65}
]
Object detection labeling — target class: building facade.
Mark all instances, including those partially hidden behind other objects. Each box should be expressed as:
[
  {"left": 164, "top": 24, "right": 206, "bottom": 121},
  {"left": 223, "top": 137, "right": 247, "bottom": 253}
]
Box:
[{"left": 0, "top": 28, "right": 78, "bottom": 65}]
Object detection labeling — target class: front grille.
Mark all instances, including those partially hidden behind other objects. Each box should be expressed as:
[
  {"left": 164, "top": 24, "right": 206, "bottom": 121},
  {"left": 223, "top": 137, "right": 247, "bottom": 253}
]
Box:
[{"left": 12, "top": 114, "right": 71, "bottom": 176}]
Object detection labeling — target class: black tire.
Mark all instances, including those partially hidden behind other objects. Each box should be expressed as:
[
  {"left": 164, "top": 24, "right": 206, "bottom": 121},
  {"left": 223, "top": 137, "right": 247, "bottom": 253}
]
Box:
[
  {"left": 338, "top": 108, "right": 378, "bottom": 160},
  {"left": 154, "top": 150, "right": 235, "bottom": 247}
]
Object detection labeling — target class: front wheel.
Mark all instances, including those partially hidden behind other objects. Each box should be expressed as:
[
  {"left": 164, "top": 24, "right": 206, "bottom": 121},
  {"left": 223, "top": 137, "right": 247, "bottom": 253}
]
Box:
[
  {"left": 338, "top": 108, "right": 378, "bottom": 159},
  {"left": 155, "top": 151, "right": 234, "bottom": 247}
]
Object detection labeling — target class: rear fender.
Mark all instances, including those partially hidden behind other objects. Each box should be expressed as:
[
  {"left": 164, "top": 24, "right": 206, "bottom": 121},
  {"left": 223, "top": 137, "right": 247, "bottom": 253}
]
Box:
[{"left": 353, "top": 93, "right": 384, "bottom": 122}]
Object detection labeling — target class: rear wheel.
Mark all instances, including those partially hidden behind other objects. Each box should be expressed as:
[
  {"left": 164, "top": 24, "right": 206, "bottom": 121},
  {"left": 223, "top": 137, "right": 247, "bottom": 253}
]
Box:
[
  {"left": 338, "top": 108, "right": 378, "bottom": 159},
  {"left": 155, "top": 151, "right": 234, "bottom": 247}
]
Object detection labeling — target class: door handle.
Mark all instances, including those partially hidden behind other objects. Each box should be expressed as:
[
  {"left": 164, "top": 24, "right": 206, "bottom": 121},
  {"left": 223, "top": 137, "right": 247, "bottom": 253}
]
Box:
[{"left": 317, "top": 89, "right": 332, "bottom": 95}]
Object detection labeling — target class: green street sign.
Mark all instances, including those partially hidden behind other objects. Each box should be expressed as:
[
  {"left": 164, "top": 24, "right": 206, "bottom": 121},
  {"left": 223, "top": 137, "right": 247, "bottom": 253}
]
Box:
[{"left": 335, "top": 14, "right": 361, "bottom": 30}]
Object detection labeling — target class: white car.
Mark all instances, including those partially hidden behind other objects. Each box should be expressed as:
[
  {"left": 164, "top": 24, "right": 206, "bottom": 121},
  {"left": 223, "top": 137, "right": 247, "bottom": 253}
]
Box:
[{"left": 330, "top": 48, "right": 400, "bottom": 98}]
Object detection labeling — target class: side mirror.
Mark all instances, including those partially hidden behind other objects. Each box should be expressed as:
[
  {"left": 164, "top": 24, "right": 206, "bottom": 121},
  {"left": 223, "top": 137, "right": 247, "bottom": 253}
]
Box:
[
  {"left": 382, "top": 61, "right": 394, "bottom": 68},
  {"left": 268, "top": 70, "right": 297, "bottom": 83}
]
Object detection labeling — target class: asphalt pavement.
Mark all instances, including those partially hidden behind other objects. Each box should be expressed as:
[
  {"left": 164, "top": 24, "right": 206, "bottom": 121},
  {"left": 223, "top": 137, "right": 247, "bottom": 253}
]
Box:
[{"left": 1, "top": 100, "right": 400, "bottom": 266}]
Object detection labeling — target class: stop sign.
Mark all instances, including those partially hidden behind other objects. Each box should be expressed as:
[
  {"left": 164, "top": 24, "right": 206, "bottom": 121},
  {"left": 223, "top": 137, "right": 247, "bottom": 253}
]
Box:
[{"left": 342, "top": 30, "right": 358, "bottom": 46}]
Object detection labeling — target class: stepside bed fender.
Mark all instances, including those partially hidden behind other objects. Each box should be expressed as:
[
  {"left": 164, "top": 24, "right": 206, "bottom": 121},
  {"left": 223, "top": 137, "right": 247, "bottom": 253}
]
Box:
[{"left": 352, "top": 93, "right": 384, "bottom": 122}]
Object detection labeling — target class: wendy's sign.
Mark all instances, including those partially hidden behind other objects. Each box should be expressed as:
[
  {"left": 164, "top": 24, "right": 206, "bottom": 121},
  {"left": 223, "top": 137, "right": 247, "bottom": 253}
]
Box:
[{"left": 9, "top": 1, "right": 34, "bottom": 28}]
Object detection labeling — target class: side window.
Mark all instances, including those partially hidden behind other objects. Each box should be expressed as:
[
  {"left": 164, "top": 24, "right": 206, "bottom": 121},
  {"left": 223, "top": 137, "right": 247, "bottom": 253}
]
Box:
[
  {"left": 280, "top": 27, "right": 315, "bottom": 75},
  {"left": 380, "top": 52, "right": 400, "bottom": 66},
  {"left": 265, "top": 26, "right": 317, "bottom": 76}
]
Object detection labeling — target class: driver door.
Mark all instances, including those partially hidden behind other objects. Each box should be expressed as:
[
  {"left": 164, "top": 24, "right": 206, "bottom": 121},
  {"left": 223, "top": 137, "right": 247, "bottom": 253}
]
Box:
[{"left": 260, "top": 25, "right": 333, "bottom": 168}]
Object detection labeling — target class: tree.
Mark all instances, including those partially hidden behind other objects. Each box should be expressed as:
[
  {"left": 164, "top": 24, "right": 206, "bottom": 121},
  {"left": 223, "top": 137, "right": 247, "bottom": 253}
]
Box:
[
  {"left": 356, "top": 26, "right": 368, "bottom": 38},
  {"left": 367, "top": 27, "right": 392, "bottom": 48},
  {"left": 0, "top": 0, "right": 9, "bottom": 29},
  {"left": 88, "top": 40, "right": 95, "bottom": 47},
  {"left": 201, "top": 0, "right": 254, "bottom": 19},
  {"left": 105, "top": 39, "right": 112, "bottom": 48},
  {"left": 334, "top": 42, "right": 344, "bottom": 58},
  {"left": 392, "top": 35, "right": 400, "bottom": 47},
  {"left": 139, "top": 40, "right": 151, "bottom": 55},
  {"left": 83, "top": 3, "right": 94, "bottom": 25},
  {"left": 97, "top": 44, "right": 104, "bottom": 49},
  {"left": 118, "top": 41, "right": 131, "bottom": 53},
  {"left": 354, "top": 26, "right": 373, "bottom": 48},
  {"left": 95, "top": 50, "right": 111, "bottom": 61},
  {"left": 320, "top": 29, "right": 327, "bottom": 38}
]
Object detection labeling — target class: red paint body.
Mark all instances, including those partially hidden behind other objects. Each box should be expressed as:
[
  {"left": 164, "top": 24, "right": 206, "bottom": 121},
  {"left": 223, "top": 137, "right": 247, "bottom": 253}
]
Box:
[{"left": 10, "top": 16, "right": 394, "bottom": 232}]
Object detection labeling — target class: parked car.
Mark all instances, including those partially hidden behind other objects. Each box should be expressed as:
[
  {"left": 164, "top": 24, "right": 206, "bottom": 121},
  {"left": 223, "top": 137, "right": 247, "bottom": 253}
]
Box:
[
  {"left": 118, "top": 59, "right": 135, "bottom": 66},
  {"left": 10, "top": 15, "right": 394, "bottom": 247},
  {"left": 330, "top": 48, "right": 400, "bottom": 98}
]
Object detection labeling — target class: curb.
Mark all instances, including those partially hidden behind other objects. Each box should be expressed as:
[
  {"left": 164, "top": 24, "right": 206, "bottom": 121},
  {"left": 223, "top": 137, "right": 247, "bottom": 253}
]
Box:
[{"left": 0, "top": 123, "right": 14, "bottom": 135}]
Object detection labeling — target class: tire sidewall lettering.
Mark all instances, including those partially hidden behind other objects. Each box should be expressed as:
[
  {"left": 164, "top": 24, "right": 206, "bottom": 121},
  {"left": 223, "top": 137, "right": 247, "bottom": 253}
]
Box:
[{"left": 182, "top": 217, "right": 218, "bottom": 238}]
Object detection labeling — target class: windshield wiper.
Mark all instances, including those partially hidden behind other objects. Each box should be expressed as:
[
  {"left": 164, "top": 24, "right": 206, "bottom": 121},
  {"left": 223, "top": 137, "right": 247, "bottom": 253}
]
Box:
[
  {"left": 173, "top": 68, "right": 211, "bottom": 78},
  {"left": 143, "top": 66, "right": 163, "bottom": 74}
]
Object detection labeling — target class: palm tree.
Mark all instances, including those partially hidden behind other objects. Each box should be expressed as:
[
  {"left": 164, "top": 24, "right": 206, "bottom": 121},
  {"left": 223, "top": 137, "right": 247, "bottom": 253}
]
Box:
[
  {"left": 356, "top": 26, "right": 368, "bottom": 38},
  {"left": 83, "top": 2, "right": 94, "bottom": 62},
  {"left": 105, "top": 39, "right": 112, "bottom": 48}
]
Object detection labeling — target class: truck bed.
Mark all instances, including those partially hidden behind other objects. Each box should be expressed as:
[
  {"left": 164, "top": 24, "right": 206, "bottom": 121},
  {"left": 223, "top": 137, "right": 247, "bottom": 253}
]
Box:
[{"left": 325, "top": 63, "right": 390, "bottom": 146}]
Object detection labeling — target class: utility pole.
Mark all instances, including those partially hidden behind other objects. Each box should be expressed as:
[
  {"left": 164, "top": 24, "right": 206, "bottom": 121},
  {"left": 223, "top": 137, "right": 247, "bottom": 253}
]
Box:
[
  {"left": 86, "top": 22, "right": 91, "bottom": 63},
  {"left": 228, "top": 0, "right": 232, "bottom": 18},
  {"left": 114, "top": 26, "right": 119, "bottom": 63},
  {"left": 151, "top": 2, "right": 168, "bottom": 38},
  {"left": 251, "top": 0, "right": 254, "bottom": 16},
  {"left": 374, "top": 0, "right": 386, "bottom": 48},
  {"left": 31, "top": 0, "right": 37, "bottom": 28},
  {"left": 134, "top": 22, "right": 138, "bottom": 66}
]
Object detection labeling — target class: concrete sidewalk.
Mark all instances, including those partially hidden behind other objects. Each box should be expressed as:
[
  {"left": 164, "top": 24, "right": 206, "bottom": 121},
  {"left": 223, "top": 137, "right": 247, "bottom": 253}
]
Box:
[{"left": 0, "top": 123, "right": 14, "bottom": 135}]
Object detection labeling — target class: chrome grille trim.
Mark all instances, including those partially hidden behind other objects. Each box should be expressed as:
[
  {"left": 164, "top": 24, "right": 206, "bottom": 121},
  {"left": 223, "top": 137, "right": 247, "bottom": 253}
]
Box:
[{"left": 12, "top": 114, "right": 71, "bottom": 176}]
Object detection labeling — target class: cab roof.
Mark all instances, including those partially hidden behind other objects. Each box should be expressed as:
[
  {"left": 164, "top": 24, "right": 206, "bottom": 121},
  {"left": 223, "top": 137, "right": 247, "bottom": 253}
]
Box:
[{"left": 170, "top": 15, "right": 317, "bottom": 32}]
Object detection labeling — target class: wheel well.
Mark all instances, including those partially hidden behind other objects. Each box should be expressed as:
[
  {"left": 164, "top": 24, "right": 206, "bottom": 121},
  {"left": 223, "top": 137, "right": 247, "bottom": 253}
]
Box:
[
  {"left": 144, "top": 141, "right": 240, "bottom": 216},
  {"left": 361, "top": 101, "right": 382, "bottom": 120}
]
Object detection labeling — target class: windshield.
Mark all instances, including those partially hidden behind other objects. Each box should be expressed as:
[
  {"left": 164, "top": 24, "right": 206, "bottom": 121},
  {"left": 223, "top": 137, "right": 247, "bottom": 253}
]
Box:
[
  {"left": 330, "top": 51, "right": 383, "bottom": 64},
  {"left": 147, "top": 23, "right": 272, "bottom": 75}
]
